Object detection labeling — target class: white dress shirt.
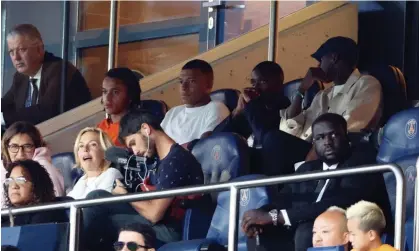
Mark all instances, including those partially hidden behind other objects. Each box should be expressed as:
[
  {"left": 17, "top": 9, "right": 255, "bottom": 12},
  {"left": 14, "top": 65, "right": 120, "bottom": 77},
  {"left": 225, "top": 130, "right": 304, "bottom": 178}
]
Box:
[
  {"left": 1, "top": 66, "right": 42, "bottom": 125},
  {"left": 281, "top": 162, "right": 338, "bottom": 226}
]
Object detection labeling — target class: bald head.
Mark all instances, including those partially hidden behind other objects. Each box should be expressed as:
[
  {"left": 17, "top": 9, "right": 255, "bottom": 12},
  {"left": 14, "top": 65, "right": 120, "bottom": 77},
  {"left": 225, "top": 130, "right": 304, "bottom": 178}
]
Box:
[{"left": 312, "top": 208, "right": 349, "bottom": 248}]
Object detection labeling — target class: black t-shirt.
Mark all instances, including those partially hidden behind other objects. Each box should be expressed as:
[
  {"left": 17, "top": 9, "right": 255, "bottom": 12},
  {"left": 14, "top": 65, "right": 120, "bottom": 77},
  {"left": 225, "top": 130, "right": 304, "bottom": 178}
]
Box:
[{"left": 154, "top": 144, "right": 204, "bottom": 190}]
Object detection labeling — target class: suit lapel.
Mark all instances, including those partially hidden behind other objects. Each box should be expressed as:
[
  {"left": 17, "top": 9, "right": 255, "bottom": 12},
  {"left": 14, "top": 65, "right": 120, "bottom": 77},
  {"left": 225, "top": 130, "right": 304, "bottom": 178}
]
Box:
[{"left": 15, "top": 74, "right": 30, "bottom": 108}]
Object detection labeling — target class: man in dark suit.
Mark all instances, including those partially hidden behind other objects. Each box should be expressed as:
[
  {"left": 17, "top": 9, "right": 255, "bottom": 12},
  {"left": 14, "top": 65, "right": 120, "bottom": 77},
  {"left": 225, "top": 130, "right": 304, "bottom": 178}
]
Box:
[
  {"left": 241, "top": 113, "right": 392, "bottom": 251},
  {"left": 1, "top": 24, "right": 91, "bottom": 127}
]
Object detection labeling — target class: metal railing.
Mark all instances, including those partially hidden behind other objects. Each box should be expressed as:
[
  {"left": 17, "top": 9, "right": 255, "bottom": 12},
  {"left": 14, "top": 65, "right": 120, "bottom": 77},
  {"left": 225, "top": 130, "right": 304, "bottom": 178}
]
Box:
[{"left": 1, "top": 164, "right": 406, "bottom": 251}]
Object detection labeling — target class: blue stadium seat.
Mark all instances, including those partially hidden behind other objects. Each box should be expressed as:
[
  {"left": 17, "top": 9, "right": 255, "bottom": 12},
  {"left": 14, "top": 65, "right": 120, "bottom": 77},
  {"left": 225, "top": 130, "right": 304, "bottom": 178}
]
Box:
[
  {"left": 192, "top": 132, "right": 250, "bottom": 185},
  {"left": 283, "top": 79, "right": 322, "bottom": 110},
  {"left": 160, "top": 175, "right": 272, "bottom": 251},
  {"left": 210, "top": 89, "right": 240, "bottom": 113},
  {"left": 141, "top": 100, "right": 168, "bottom": 121},
  {"left": 1, "top": 223, "right": 69, "bottom": 251},
  {"left": 307, "top": 246, "right": 345, "bottom": 251},
  {"left": 383, "top": 155, "right": 417, "bottom": 251},
  {"left": 364, "top": 65, "right": 408, "bottom": 126},
  {"left": 51, "top": 152, "right": 75, "bottom": 193},
  {"left": 377, "top": 107, "right": 419, "bottom": 163}
]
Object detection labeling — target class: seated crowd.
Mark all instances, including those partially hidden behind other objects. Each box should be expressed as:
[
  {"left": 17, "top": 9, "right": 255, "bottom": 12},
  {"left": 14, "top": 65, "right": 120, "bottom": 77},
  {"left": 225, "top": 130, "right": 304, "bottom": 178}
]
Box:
[{"left": 1, "top": 23, "right": 415, "bottom": 251}]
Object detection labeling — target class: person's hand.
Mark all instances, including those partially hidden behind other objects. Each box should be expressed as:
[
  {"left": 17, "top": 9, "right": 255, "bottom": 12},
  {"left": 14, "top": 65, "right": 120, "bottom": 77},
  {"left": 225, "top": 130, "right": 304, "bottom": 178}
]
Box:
[
  {"left": 243, "top": 87, "right": 260, "bottom": 103},
  {"left": 232, "top": 94, "right": 247, "bottom": 117},
  {"left": 241, "top": 209, "right": 272, "bottom": 235},
  {"left": 245, "top": 226, "right": 264, "bottom": 238},
  {"left": 299, "top": 67, "right": 327, "bottom": 93},
  {"left": 112, "top": 179, "right": 128, "bottom": 195}
]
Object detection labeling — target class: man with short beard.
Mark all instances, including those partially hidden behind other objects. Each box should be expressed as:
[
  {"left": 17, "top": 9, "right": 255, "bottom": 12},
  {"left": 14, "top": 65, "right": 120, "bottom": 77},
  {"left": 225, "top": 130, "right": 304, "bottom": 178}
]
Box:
[{"left": 81, "top": 110, "right": 204, "bottom": 251}]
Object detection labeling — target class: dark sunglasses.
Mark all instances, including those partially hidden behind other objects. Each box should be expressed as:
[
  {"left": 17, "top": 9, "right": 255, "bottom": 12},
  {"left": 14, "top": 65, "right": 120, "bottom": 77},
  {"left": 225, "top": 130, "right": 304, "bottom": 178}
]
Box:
[{"left": 113, "top": 241, "right": 150, "bottom": 251}]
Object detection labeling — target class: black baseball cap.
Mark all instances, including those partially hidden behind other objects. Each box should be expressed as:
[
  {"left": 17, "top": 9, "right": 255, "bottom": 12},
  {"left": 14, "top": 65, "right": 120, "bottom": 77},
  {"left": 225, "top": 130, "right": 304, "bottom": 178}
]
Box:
[{"left": 311, "top": 36, "right": 358, "bottom": 66}]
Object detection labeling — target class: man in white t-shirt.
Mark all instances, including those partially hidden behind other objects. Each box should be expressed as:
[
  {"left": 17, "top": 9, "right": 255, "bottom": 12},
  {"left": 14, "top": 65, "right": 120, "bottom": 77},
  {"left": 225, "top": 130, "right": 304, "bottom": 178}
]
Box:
[{"left": 161, "top": 59, "right": 230, "bottom": 148}]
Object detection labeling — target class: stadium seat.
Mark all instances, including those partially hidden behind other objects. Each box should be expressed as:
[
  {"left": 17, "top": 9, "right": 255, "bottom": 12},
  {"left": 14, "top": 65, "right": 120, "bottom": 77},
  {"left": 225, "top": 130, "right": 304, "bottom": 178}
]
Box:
[
  {"left": 307, "top": 246, "right": 345, "bottom": 251},
  {"left": 192, "top": 132, "right": 250, "bottom": 185},
  {"left": 51, "top": 152, "right": 76, "bottom": 193},
  {"left": 1, "top": 223, "right": 69, "bottom": 251},
  {"left": 141, "top": 100, "right": 168, "bottom": 121},
  {"left": 160, "top": 175, "right": 272, "bottom": 251},
  {"left": 210, "top": 89, "right": 240, "bottom": 113},
  {"left": 364, "top": 65, "right": 408, "bottom": 126},
  {"left": 283, "top": 79, "right": 322, "bottom": 110},
  {"left": 376, "top": 107, "right": 419, "bottom": 163},
  {"left": 383, "top": 155, "right": 417, "bottom": 251}
]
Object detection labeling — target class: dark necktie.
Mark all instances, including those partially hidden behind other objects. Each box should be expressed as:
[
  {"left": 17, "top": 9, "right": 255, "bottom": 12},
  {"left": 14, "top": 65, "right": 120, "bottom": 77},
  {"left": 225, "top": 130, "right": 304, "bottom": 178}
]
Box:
[
  {"left": 30, "top": 78, "right": 38, "bottom": 106},
  {"left": 314, "top": 179, "right": 327, "bottom": 194}
]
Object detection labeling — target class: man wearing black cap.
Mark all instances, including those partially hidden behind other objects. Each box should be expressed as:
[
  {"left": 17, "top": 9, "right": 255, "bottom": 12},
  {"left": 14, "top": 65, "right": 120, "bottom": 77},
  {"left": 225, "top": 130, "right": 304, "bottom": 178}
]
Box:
[{"left": 280, "top": 36, "right": 383, "bottom": 142}]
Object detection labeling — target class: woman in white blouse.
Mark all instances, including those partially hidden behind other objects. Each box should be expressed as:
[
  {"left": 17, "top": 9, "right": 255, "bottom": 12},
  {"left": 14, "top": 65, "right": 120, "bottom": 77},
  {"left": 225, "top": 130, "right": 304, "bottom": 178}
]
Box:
[{"left": 68, "top": 127, "right": 123, "bottom": 200}]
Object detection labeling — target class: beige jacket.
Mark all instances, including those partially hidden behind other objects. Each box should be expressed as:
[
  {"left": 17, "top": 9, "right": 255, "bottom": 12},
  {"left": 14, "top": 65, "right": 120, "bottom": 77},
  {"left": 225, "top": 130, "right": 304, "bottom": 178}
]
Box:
[{"left": 280, "top": 69, "right": 383, "bottom": 141}]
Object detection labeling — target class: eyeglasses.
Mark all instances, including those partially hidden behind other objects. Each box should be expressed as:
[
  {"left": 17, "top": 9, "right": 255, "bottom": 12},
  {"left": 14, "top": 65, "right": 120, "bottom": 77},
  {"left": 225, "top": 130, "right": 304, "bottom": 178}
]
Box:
[
  {"left": 7, "top": 144, "right": 35, "bottom": 153},
  {"left": 113, "top": 241, "right": 150, "bottom": 251},
  {"left": 4, "top": 177, "right": 30, "bottom": 186}
]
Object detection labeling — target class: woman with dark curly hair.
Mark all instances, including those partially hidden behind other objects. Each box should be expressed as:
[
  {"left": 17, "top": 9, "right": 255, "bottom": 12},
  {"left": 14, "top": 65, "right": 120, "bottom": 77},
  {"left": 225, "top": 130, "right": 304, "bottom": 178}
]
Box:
[
  {"left": 1, "top": 121, "right": 64, "bottom": 207},
  {"left": 1, "top": 160, "right": 67, "bottom": 227}
]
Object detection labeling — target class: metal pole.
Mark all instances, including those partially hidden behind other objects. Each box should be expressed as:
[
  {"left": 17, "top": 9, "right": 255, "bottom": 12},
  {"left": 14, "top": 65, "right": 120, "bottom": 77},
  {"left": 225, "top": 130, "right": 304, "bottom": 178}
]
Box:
[
  {"left": 73, "top": 0, "right": 80, "bottom": 67},
  {"left": 68, "top": 206, "right": 80, "bottom": 251},
  {"left": 413, "top": 157, "right": 419, "bottom": 251},
  {"left": 60, "top": 0, "right": 70, "bottom": 114},
  {"left": 0, "top": 164, "right": 406, "bottom": 250},
  {"left": 228, "top": 186, "right": 240, "bottom": 251},
  {"left": 393, "top": 164, "right": 407, "bottom": 251},
  {"left": 268, "top": 0, "right": 277, "bottom": 61},
  {"left": 108, "top": 0, "right": 119, "bottom": 70}
]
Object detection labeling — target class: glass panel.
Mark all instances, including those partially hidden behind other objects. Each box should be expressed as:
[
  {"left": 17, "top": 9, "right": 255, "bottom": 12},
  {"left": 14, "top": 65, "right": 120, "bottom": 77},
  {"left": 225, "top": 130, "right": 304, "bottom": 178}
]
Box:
[
  {"left": 80, "top": 34, "right": 199, "bottom": 98},
  {"left": 79, "top": 1, "right": 201, "bottom": 31},
  {"left": 221, "top": 1, "right": 308, "bottom": 43}
]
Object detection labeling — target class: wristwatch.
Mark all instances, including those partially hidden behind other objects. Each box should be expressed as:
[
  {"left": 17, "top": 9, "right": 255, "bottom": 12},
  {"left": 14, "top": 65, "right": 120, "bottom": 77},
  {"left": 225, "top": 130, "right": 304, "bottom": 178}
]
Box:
[
  {"left": 294, "top": 90, "right": 305, "bottom": 100},
  {"left": 268, "top": 209, "right": 278, "bottom": 226}
]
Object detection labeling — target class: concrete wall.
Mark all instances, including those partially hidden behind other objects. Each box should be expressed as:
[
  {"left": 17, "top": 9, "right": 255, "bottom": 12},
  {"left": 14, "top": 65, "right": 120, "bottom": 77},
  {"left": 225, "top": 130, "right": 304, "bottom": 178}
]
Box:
[{"left": 42, "top": 2, "right": 358, "bottom": 154}]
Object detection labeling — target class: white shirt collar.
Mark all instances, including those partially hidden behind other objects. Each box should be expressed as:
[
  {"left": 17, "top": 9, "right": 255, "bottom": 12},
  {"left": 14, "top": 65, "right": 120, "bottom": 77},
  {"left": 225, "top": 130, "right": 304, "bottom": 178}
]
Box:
[
  {"left": 30, "top": 65, "right": 42, "bottom": 79},
  {"left": 323, "top": 162, "right": 338, "bottom": 171}
]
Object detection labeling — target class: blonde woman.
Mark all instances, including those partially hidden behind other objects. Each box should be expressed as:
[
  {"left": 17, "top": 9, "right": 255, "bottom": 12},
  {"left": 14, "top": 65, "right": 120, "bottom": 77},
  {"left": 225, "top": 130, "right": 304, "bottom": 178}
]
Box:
[{"left": 67, "top": 127, "right": 123, "bottom": 200}]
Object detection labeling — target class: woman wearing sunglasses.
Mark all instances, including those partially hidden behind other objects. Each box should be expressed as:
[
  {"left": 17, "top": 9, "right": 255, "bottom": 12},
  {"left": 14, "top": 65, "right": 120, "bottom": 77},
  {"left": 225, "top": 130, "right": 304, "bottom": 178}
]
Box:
[
  {"left": 114, "top": 223, "right": 156, "bottom": 251},
  {"left": 1, "top": 160, "right": 67, "bottom": 227},
  {"left": 1, "top": 121, "right": 64, "bottom": 207}
]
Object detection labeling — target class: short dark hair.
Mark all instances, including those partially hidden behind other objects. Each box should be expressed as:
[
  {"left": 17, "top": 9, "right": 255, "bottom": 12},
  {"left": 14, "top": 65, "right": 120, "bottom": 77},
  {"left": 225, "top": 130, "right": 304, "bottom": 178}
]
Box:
[
  {"left": 252, "top": 61, "right": 284, "bottom": 84},
  {"left": 119, "top": 109, "right": 163, "bottom": 144},
  {"left": 105, "top": 67, "right": 142, "bottom": 108},
  {"left": 182, "top": 59, "right": 213, "bottom": 76},
  {"left": 312, "top": 113, "right": 348, "bottom": 132},
  {"left": 4, "top": 160, "right": 55, "bottom": 208},
  {"left": 2, "top": 121, "right": 45, "bottom": 165},
  {"left": 119, "top": 223, "right": 156, "bottom": 248}
]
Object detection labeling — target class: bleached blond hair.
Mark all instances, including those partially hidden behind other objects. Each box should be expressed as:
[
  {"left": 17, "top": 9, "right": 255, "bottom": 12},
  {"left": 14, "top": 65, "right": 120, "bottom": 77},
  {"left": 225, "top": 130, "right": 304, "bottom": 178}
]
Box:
[{"left": 346, "top": 200, "right": 386, "bottom": 234}]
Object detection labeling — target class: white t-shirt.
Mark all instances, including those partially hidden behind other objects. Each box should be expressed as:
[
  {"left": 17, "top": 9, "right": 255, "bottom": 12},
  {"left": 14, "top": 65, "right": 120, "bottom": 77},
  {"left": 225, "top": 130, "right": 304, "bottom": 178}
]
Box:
[
  {"left": 161, "top": 101, "right": 230, "bottom": 145},
  {"left": 67, "top": 168, "right": 123, "bottom": 200}
]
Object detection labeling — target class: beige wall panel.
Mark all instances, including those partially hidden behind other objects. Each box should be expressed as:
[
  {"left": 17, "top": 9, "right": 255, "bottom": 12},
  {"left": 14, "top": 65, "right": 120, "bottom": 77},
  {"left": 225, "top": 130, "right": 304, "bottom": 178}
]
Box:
[{"left": 42, "top": 2, "right": 358, "bottom": 154}]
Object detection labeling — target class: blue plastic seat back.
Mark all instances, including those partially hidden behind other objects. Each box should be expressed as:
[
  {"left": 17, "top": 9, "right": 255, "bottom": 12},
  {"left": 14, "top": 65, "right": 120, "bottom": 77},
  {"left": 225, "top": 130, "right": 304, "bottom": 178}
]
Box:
[
  {"left": 307, "top": 246, "right": 345, "bottom": 251},
  {"left": 283, "top": 79, "right": 322, "bottom": 110},
  {"left": 210, "top": 89, "right": 240, "bottom": 113},
  {"left": 377, "top": 107, "right": 419, "bottom": 163},
  {"left": 1, "top": 223, "right": 69, "bottom": 251},
  {"left": 51, "top": 152, "right": 75, "bottom": 193},
  {"left": 206, "top": 175, "right": 272, "bottom": 251},
  {"left": 192, "top": 133, "right": 250, "bottom": 185}
]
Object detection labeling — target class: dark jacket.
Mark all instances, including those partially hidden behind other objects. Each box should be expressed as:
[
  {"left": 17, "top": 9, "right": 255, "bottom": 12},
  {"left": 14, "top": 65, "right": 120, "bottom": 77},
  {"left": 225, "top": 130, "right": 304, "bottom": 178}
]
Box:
[
  {"left": 1, "top": 51, "right": 91, "bottom": 126},
  {"left": 267, "top": 143, "right": 393, "bottom": 233},
  {"left": 214, "top": 95, "right": 290, "bottom": 146}
]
